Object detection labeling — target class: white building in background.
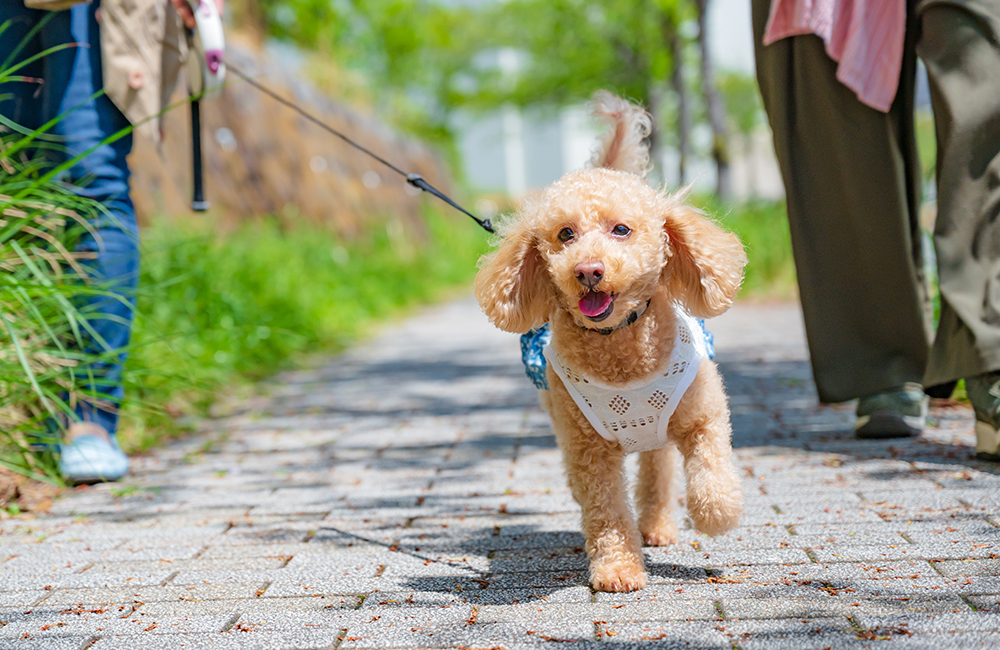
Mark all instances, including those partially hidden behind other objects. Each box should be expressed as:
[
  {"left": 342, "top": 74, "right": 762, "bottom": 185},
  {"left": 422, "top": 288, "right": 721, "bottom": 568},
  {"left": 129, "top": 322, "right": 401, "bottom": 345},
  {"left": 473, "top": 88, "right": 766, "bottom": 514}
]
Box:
[{"left": 453, "top": 0, "right": 785, "bottom": 199}]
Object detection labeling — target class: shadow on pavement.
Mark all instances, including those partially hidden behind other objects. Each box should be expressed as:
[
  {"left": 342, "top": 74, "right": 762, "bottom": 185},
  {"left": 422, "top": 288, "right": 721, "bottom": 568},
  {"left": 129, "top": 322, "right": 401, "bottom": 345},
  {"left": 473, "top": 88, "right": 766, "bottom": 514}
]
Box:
[{"left": 718, "top": 355, "right": 999, "bottom": 476}]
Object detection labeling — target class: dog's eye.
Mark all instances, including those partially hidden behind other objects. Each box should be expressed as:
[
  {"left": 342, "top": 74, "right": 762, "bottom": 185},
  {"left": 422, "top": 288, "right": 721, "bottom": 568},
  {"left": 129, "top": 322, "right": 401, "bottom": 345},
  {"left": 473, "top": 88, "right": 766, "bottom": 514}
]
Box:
[
  {"left": 611, "top": 224, "right": 631, "bottom": 238},
  {"left": 557, "top": 227, "right": 575, "bottom": 243}
]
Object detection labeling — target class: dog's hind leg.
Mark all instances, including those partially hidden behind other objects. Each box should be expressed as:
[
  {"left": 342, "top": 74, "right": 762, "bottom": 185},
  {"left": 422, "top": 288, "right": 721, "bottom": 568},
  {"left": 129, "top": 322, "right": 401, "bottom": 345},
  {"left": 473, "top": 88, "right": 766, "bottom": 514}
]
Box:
[{"left": 636, "top": 444, "right": 680, "bottom": 546}]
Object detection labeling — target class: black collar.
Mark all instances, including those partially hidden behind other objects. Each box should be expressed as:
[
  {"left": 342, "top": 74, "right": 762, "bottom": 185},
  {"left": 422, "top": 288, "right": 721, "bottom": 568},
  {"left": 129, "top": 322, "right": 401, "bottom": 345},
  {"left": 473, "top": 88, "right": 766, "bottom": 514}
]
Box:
[{"left": 595, "top": 299, "right": 652, "bottom": 336}]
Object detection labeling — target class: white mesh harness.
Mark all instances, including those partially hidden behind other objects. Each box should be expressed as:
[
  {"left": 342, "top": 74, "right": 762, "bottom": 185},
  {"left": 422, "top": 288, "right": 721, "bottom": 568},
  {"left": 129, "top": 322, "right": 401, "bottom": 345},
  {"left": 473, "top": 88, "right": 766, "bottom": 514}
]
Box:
[{"left": 543, "top": 304, "right": 708, "bottom": 454}]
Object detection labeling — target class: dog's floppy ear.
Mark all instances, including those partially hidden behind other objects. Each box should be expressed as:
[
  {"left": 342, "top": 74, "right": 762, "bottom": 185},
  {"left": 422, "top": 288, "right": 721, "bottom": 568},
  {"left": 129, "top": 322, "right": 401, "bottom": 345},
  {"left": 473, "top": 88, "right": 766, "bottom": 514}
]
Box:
[
  {"left": 475, "top": 214, "right": 552, "bottom": 333},
  {"left": 661, "top": 197, "right": 747, "bottom": 319},
  {"left": 588, "top": 90, "right": 652, "bottom": 177}
]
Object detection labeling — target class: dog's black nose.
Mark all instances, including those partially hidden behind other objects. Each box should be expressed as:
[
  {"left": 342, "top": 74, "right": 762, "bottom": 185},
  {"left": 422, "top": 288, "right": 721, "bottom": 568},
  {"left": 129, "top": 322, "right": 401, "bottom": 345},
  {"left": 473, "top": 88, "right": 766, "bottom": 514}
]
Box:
[{"left": 575, "top": 261, "right": 604, "bottom": 288}]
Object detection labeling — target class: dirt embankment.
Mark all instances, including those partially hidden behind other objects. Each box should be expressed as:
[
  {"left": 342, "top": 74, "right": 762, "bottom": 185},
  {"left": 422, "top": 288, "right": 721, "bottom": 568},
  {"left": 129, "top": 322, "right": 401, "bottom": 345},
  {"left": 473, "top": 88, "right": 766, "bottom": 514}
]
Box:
[{"left": 129, "top": 45, "right": 452, "bottom": 238}]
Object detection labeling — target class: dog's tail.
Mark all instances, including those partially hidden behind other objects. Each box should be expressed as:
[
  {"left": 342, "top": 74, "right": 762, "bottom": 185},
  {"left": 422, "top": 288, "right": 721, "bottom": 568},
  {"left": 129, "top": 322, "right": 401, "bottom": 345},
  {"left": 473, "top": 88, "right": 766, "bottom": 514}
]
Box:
[{"left": 588, "top": 90, "right": 652, "bottom": 177}]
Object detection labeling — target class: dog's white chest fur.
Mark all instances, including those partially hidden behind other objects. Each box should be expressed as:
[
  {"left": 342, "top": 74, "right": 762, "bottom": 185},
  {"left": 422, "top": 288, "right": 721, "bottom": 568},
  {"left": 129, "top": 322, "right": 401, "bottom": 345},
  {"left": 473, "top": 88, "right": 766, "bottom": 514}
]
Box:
[{"left": 543, "top": 304, "right": 707, "bottom": 453}]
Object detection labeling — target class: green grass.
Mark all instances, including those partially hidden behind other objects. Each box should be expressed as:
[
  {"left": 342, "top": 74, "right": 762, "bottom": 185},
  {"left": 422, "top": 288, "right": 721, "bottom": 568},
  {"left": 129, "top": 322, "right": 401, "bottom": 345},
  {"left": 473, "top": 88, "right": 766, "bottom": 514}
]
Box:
[{"left": 117, "top": 211, "right": 490, "bottom": 453}]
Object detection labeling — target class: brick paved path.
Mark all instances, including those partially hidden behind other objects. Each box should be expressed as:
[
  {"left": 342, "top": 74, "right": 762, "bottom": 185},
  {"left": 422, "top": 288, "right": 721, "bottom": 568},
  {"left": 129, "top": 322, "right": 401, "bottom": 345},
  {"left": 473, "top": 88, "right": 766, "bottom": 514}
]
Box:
[{"left": 2, "top": 299, "right": 999, "bottom": 649}]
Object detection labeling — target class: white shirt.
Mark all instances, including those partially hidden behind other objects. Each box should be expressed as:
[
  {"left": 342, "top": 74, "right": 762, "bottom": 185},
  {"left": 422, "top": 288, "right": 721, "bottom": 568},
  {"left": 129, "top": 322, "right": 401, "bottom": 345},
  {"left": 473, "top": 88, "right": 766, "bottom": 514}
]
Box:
[{"left": 543, "top": 304, "right": 708, "bottom": 454}]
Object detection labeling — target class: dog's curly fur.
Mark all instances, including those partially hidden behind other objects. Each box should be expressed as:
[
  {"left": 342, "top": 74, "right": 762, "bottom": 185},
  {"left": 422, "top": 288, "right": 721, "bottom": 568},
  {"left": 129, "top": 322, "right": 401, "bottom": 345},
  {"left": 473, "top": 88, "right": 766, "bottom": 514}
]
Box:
[{"left": 475, "top": 92, "right": 747, "bottom": 592}]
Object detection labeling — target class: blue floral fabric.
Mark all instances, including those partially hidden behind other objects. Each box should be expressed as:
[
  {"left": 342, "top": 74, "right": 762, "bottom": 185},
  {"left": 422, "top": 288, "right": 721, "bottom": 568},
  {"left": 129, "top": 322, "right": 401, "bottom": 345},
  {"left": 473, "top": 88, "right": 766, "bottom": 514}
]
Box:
[
  {"left": 701, "top": 319, "right": 716, "bottom": 359},
  {"left": 520, "top": 323, "right": 553, "bottom": 390},
  {"left": 519, "top": 318, "right": 715, "bottom": 391}
]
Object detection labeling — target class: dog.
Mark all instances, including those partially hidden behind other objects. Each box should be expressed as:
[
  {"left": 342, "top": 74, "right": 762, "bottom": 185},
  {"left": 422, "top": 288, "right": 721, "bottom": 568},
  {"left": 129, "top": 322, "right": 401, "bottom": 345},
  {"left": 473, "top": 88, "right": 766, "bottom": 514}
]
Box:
[{"left": 474, "top": 92, "right": 747, "bottom": 592}]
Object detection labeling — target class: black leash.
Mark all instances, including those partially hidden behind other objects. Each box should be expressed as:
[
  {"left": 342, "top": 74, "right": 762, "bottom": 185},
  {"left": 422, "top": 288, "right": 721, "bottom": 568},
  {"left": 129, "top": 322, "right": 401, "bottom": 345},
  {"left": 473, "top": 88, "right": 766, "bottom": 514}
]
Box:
[{"left": 226, "top": 63, "right": 494, "bottom": 234}]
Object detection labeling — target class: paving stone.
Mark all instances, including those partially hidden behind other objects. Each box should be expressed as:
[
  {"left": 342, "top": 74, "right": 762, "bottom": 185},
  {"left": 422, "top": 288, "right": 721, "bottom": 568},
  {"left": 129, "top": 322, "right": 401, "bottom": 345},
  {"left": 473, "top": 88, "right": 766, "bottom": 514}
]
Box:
[
  {"left": 593, "top": 620, "right": 732, "bottom": 646},
  {"left": 336, "top": 604, "right": 487, "bottom": 648},
  {"left": 812, "top": 542, "right": 1000, "bottom": 563},
  {"left": 944, "top": 576, "right": 1000, "bottom": 595},
  {"left": 720, "top": 597, "right": 856, "bottom": 620},
  {"left": 38, "top": 582, "right": 268, "bottom": 607},
  {"left": 136, "top": 595, "right": 359, "bottom": 616},
  {"left": 786, "top": 521, "right": 895, "bottom": 536},
  {"left": 14, "top": 535, "right": 125, "bottom": 552},
  {"left": 358, "top": 591, "right": 466, "bottom": 608},
  {"left": 933, "top": 559, "right": 1000, "bottom": 577},
  {"left": 259, "top": 575, "right": 384, "bottom": 598},
  {"left": 82, "top": 557, "right": 288, "bottom": 575},
  {"left": 642, "top": 547, "right": 813, "bottom": 568},
  {"left": 456, "top": 586, "right": 594, "bottom": 606},
  {"left": 29, "top": 546, "right": 203, "bottom": 564},
  {"left": 86, "top": 630, "right": 343, "bottom": 650},
  {"left": 849, "top": 634, "right": 1000, "bottom": 649},
  {"left": 968, "top": 595, "right": 1000, "bottom": 611},
  {"left": 0, "top": 636, "right": 94, "bottom": 650},
  {"left": 851, "top": 611, "right": 1000, "bottom": 634},
  {"left": 782, "top": 532, "right": 908, "bottom": 548},
  {"left": 0, "top": 590, "right": 50, "bottom": 608},
  {"left": 231, "top": 608, "right": 368, "bottom": 631},
  {"left": 197, "top": 543, "right": 324, "bottom": 560},
  {"left": 688, "top": 526, "right": 795, "bottom": 551},
  {"left": 477, "top": 601, "right": 719, "bottom": 624},
  {"left": 712, "top": 617, "right": 854, "bottom": 649},
  {"left": 0, "top": 612, "right": 229, "bottom": 638},
  {"left": 0, "top": 570, "right": 175, "bottom": 592},
  {"left": 837, "top": 594, "right": 972, "bottom": 615}
]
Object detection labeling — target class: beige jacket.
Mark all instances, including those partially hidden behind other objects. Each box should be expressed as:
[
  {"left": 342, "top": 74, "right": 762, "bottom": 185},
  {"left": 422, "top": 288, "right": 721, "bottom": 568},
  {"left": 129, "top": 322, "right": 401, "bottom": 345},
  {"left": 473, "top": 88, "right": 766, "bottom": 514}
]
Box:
[{"left": 27, "top": 0, "right": 187, "bottom": 143}]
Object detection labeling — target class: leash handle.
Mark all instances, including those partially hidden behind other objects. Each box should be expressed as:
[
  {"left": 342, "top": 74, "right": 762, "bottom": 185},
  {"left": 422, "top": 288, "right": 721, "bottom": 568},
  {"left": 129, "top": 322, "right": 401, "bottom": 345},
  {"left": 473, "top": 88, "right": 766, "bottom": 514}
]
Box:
[
  {"left": 185, "top": 0, "right": 226, "bottom": 95},
  {"left": 190, "top": 98, "right": 209, "bottom": 212},
  {"left": 184, "top": 0, "right": 225, "bottom": 213}
]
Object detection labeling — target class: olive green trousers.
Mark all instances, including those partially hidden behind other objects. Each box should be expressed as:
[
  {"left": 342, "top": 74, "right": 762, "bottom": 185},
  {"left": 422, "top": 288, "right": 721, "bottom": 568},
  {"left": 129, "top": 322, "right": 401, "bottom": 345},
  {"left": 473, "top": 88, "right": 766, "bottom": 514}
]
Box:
[{"left": 753, "top": 0, "right": 1000, "bottom": 402}]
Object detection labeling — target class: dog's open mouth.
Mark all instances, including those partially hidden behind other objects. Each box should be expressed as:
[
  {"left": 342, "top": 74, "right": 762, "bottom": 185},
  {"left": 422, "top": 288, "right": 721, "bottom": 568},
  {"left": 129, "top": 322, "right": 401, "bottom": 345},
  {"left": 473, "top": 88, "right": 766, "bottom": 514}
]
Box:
[{"left": 579, "top": 291, "right": 614, "bottom": 321}]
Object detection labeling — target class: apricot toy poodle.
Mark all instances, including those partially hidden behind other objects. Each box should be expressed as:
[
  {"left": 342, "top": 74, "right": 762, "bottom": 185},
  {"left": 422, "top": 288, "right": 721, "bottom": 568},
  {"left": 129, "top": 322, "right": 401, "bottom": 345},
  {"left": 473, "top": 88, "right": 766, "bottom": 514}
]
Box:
[{"left": 475, "top": 92, "right": 747, "bottom": 592}]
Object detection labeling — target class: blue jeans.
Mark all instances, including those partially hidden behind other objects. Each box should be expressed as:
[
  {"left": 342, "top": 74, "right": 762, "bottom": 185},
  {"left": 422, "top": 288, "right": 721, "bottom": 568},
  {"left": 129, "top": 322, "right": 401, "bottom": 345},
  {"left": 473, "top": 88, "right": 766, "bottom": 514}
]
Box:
[{"left": 1, "top": 1, "right": 139, "bottom": 438}]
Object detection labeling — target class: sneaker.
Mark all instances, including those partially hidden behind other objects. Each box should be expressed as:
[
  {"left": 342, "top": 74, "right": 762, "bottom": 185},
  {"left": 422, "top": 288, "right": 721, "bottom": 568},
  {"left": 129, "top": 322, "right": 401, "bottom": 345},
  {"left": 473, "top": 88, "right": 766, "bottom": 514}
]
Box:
[
  {"left": 855, "top": 383, "right": 927, "bottom": 439},
  {"left": 59, "top": 422, "right": 130, "bottom": 484},
  {"left": 964, "top": 372, "right": 1000, "bottom": 462}
]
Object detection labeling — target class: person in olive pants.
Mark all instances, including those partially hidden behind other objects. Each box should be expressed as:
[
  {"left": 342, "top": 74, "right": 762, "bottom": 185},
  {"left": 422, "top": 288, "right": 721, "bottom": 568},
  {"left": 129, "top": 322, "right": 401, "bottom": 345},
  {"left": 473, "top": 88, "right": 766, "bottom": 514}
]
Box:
[{"left": 752, "top": 0, "right": 1000, "bottom": 460}]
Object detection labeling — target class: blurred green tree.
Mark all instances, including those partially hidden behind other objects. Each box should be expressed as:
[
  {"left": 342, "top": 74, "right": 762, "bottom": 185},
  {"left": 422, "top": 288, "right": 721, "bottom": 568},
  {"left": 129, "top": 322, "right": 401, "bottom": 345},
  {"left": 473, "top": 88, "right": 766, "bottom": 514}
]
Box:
[{"left": 228, "top": 0, "right": 736, "bottom": 197}]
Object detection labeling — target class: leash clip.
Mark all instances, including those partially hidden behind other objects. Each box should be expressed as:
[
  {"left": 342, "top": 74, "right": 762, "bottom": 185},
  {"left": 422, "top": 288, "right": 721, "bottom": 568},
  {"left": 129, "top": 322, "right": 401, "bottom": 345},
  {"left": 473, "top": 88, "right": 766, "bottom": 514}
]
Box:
[{"left": 406, "top": 174, "right": 494, "bottom": 234}]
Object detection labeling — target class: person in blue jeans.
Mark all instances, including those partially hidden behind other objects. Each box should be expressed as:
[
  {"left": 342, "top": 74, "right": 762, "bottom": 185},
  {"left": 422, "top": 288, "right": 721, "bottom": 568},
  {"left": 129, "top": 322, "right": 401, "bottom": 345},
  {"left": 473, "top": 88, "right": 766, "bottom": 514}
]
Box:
[{"left": 0, "top": 0, "right": 205, "bottom": 481}]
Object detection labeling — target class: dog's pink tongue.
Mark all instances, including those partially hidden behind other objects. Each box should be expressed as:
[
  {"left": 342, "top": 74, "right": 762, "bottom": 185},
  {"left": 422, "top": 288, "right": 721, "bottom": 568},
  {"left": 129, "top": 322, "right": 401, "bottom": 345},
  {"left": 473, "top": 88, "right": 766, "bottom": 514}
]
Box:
[{"left": 579, "top": 291, "right": 613, "bottom": 317}]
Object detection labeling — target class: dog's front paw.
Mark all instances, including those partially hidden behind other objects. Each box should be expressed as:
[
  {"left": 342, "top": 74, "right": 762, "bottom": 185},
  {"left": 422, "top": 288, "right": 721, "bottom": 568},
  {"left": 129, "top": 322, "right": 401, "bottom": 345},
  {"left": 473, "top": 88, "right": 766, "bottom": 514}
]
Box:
[
  {"left": 686, "top": 462, "right": 744, "bottom": 537},
  {"left": 687, "top": 486, "right": 743, "bottom": 537},
  {"left": 689, "top": 502, "right": 742, "bottom": 537},
  {"left": 590, "top": 557, "right": 648, "bottom": 592}
]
